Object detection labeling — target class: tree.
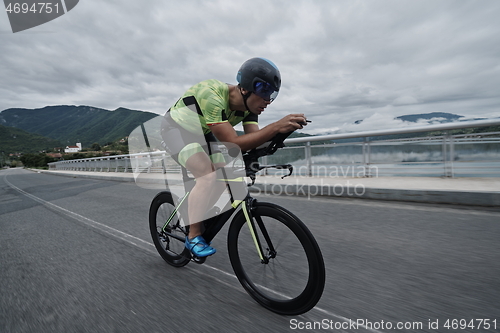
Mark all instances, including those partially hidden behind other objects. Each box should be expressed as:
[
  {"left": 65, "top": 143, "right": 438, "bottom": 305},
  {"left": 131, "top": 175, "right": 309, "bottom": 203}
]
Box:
[
  {"left": 91, "top": 142, "right": 101, "bottom": 151},
  {"left": 19, "top": 153, "right": 56, "bottom": 168}
]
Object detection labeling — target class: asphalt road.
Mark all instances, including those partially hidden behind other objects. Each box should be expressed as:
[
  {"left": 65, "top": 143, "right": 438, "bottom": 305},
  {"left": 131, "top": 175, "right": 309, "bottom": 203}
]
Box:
[{"left": 1, "top": 168, "right": 499, "bottom": 333}]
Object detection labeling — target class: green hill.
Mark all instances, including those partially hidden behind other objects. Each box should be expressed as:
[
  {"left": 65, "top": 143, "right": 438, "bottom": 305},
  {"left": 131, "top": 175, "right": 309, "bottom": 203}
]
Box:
[
  {"left": 0, "top": 105, "right": 158, "bottom": 147},
  {"left": 0, "top": 124, "right": 63, "bottom": 155}
]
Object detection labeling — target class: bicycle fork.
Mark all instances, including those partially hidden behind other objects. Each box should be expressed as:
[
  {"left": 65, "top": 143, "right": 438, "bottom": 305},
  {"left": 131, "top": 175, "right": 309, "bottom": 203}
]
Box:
[{"left": 242, "top": 198, "right": 276, "bottom": 264}]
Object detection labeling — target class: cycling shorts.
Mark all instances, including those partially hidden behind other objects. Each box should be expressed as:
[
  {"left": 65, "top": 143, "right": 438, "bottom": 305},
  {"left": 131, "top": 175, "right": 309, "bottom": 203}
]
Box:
[{"left": 160, "top": 111, "right": 225, "bottom": 168}]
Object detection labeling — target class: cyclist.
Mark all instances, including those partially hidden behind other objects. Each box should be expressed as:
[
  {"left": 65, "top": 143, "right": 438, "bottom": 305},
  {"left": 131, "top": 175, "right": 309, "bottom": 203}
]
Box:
[{"left": 161, "top": 57, "right": 307, "bottom": 258}]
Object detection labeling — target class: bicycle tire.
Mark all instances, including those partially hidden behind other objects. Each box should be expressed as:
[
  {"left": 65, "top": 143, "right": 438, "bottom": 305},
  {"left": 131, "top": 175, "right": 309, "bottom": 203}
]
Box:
[
  {"left": 227, "top": 202, "right": 325, "bottom": 315},
  {"left": 149, "top": 191, "right": 191, "bottom": 267}
]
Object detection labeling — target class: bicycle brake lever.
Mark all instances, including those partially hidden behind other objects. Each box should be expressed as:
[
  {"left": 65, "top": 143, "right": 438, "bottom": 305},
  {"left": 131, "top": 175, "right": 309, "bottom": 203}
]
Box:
[{"left": 281, "top": 165, "right": 293, "bottom": 179}]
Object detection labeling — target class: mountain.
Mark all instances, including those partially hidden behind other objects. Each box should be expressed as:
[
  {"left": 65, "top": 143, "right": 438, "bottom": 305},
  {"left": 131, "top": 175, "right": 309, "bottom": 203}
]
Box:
[
  {"left": 0, "top": 124, "right": 64, "bottom": 155},
  {"left": 0, "top": 105, "right": 159, "bottom": 147},
  {"left": 396, "top": 112, "right": 464, "bottom": 123}
]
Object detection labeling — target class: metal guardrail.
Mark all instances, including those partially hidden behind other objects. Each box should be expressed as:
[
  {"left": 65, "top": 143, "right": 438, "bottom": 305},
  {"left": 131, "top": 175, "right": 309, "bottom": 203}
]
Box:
[
  {"left": 265, "top": 132, "right": 500, "bottom": 178},
  {"left": 48, "top": 119, "right": 500, "bottom": 178},
  {"left": 48, "top": 152, "right": 180, "bottom": 174}
]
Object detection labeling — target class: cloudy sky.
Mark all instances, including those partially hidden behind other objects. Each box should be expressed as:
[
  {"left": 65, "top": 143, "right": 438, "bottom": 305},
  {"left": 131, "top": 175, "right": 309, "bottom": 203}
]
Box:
[{"left": 1, "top": 0, "right": 499, "bottom": 134}]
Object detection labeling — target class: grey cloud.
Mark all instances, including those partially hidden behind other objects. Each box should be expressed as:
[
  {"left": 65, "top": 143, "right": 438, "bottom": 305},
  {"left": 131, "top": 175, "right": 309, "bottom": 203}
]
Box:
[{"left": 1, "top": 0, "right": 499, "bottom": 134}]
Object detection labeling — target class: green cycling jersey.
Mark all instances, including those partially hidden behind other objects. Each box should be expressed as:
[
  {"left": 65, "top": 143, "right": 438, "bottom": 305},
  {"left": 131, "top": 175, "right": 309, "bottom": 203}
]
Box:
[{"left": 169, "top": 79, "right": 258, "bottom": 135}]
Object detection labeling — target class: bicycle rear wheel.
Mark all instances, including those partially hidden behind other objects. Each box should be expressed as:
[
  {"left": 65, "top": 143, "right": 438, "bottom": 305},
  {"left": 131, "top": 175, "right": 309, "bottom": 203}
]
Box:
[
  {"left": 149, "top": 191, "right": 190, "bottom": 267},
  {"left": 227, "top": 202, "right": 325, "bottom": 315}
]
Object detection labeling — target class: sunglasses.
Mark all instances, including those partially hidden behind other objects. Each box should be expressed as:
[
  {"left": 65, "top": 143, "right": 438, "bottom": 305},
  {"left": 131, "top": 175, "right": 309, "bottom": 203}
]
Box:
[{"left": 254, "top": 81, "right": 279, "bottom": 102}]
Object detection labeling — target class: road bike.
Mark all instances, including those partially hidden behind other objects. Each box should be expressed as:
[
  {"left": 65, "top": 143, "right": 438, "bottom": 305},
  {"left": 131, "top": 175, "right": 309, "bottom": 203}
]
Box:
[{"left": 148, "top": 131, "right": 325, "bottom": 315}]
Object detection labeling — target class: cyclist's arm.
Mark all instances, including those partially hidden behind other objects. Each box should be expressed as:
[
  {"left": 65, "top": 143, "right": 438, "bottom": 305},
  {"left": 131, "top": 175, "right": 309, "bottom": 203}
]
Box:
[
  {"left": 243, "top": 123, "right": 259, "bottom": 134},
  {"left": 211, "top": 114, "right": 307, "bottom": 152}
]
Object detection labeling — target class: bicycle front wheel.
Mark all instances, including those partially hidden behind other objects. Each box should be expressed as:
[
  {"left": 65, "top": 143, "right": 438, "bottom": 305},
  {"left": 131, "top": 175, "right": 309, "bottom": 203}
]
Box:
[
  {"left": 149, "top": 191, "right": 190, "bottom": 267},
  {"left": 227, "top": 202, "right": 325, "bottom": 315}
]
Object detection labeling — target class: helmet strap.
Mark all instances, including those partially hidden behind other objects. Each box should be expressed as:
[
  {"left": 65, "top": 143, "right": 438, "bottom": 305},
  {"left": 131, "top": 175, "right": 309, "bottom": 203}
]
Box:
[{"left": 239, "top": 85, "right": 252, "bottom": 111}]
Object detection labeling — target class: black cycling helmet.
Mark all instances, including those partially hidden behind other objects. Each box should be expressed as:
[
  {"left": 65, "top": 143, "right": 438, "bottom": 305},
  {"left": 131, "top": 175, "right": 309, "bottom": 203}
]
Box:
[{"left": 236, "top": 57, "right": 281, "bottom": 103}]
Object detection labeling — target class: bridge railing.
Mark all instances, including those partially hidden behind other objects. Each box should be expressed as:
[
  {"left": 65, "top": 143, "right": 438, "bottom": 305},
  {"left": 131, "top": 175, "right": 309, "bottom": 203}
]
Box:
[
  {"left": 48, "top": 152, "right": 181, "bottom": 174},
  {"left": 48, "top": 119, "right": 500, "bottom": 178}
]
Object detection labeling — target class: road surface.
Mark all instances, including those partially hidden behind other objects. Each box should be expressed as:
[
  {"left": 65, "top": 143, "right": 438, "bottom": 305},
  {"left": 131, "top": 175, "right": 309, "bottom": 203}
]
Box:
[{"left": 1, "top": 168, "right": 499, "bottom": 332}]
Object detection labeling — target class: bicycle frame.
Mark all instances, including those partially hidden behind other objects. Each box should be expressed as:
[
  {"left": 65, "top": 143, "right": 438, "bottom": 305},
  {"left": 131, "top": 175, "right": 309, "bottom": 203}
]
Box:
[{"left": 159, "top": 162, "right": 283, "bottom": 263}]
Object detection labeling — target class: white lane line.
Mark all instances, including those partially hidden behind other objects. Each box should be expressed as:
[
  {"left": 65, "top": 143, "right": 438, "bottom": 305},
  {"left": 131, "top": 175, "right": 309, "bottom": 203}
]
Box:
[
  {"left": 5, "top": 176, "right": 155, "bottom": 253},
  {"left": 5, "top": 175, "right": 384, "bottom": 333}
]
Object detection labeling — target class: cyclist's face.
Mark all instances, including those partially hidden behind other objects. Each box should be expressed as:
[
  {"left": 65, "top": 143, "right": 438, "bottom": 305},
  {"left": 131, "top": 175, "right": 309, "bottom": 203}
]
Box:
[{"left": 246, "top": 91, "right": 271, "bottom": 115}]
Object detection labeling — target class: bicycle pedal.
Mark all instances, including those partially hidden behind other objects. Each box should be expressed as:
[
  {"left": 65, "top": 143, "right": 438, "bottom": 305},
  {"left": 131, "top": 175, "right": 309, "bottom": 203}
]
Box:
[
  {"left": 179, "top": 249, "right": 207, "bottom": 264},
  {"left": 191, "top": 256, "right": 207, "bottom": 264}
]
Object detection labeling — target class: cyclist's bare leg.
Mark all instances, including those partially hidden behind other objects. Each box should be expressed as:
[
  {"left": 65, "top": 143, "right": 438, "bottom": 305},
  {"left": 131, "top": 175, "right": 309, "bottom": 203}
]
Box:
[
  {"left": 184, "top": 153, "right": 225, "bottom": 239},
  {"left": 205, "top": 161, "right": 228, "bottom": 210}
]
